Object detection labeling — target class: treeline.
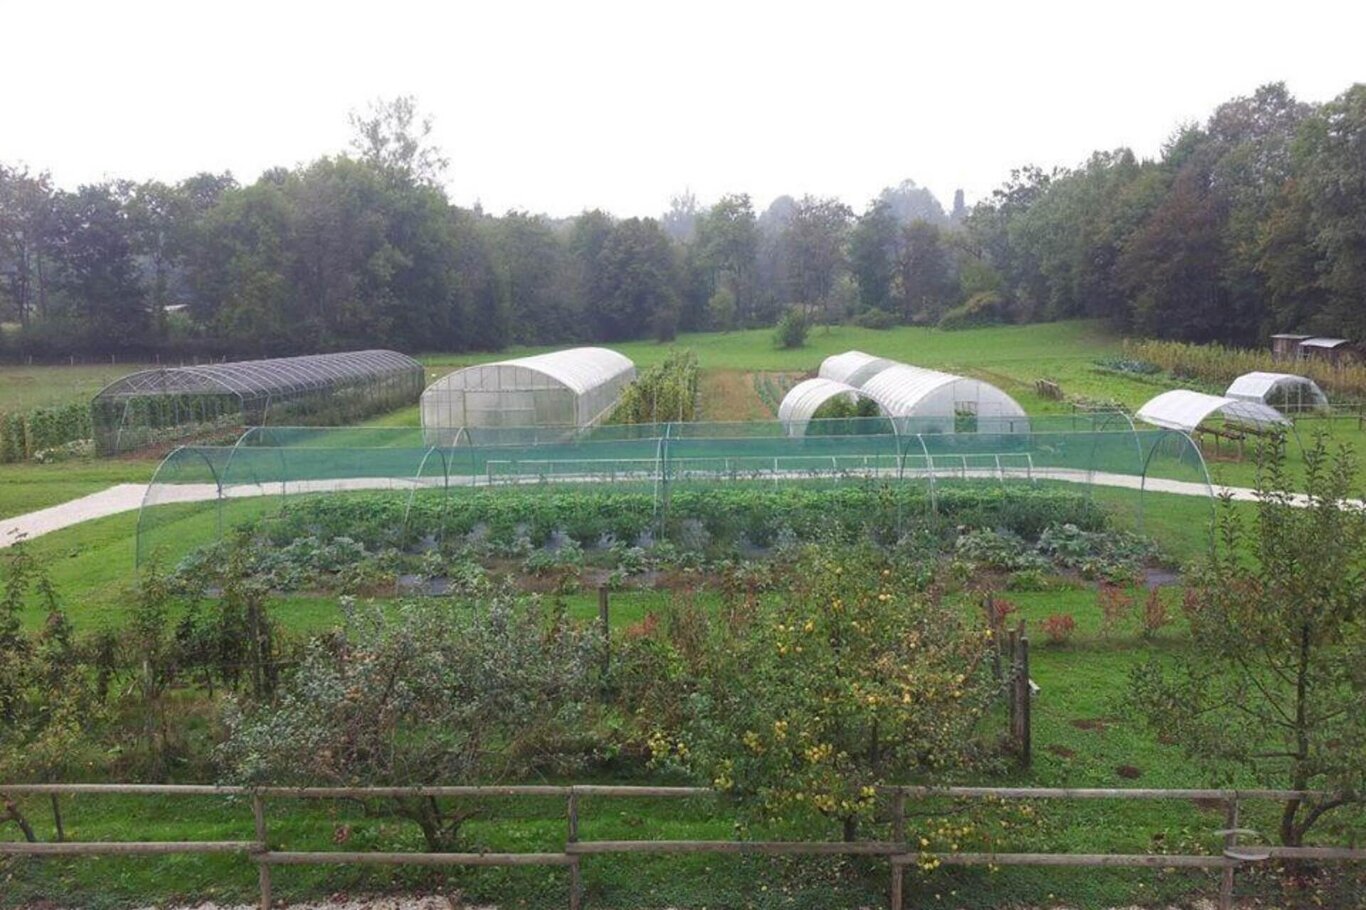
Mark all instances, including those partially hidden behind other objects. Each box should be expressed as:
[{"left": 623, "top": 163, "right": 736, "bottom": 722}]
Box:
[{"left": 1, "top": 83, "right": 1363, "bottom": 359}]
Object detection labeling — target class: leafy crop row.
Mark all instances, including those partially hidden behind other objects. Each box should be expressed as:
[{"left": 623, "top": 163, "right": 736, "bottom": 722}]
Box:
[
  {"left": 265, "top": 483, "right": 1105, "bottom": 554},
  {"left": 0, "top": 402, "right": 94, "bottom": 463}
]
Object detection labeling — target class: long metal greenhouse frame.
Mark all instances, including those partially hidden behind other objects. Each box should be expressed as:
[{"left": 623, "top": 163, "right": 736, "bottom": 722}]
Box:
[
  {"left": 92, "top": 350, "right": 425, "bottom": 455},
  {"left": 135, "top": 414, "right": 1218, "bottom": 567}
]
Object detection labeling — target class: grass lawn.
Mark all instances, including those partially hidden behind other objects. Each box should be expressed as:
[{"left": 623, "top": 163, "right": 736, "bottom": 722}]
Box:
[
  {"left": 5, "top": 580, "right": 1362, "bottom": 908},
  {"left": 0, "top": 360, "right": 158, "bottom": 412},
  {"left": 0, "top": 459, "right": 159, "bottom": 521}
]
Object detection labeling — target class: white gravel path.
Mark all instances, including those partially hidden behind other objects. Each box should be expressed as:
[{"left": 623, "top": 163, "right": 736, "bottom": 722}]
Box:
[{"left": 2, "top": 468, "right": 1358, "bottom": 550}]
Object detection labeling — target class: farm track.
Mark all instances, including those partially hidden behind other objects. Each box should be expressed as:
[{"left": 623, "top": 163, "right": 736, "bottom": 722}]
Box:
[{"left": 2, "top": 469, "right": 1359, "bottom": 549}]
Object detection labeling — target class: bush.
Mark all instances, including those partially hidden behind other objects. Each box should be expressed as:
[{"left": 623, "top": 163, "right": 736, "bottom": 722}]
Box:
[
  {"left": 773, "top": 308, "right": 809, "bottom": 349},
  {"left": 652, "top": 306, "right": 679, "bottom": 343},
  {"left": 937, "top": 291, "right": 1007, "bottom": 331},
  {"left": 677, "top": 545, "right": 997, "bottom": 837},
  {"left": 707, "top": 287, "right": 737, "bottom": 331},
  {"left": 852, "top": 308, "right": 897, "bottom": 330},
  {"left": 218, "top": 594, "right": 602, "bottom": 851},
  {"left": 1042, "top": 613, "right": 1076, "bottom": 645}
]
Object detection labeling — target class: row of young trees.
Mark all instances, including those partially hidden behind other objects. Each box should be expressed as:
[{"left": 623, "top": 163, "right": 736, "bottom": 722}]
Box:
[{"left": 1, "top": 83, "right": 1363, "bottom": 358}]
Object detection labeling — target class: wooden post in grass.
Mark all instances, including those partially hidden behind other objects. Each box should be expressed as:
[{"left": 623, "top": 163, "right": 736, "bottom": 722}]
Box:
[
  {"left": 598, "top": 585, "right": 611, "bottom": 679},
  {"left": 1018, "top": 632, "right": 1032, "bottom": 768},
  {"left": 890, "top": 789, "right": 907, "bottom": 910},
  {"left": 253, "top": 793, "right": 271, "bottom": 910},
  {"left": 567, "top": 790, "right": 582, "bottom": 910},
  {"left": 1006, "top": 625, "right": 1019, "bottom": 749}
]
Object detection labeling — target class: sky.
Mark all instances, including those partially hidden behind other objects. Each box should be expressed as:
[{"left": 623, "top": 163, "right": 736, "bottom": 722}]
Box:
[{"left": 3, "top": 0, "right": 1364, "bottom": 218}]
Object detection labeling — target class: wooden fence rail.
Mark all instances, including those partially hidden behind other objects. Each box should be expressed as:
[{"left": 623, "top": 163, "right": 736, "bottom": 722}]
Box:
[{"left": 1, "top": 783, "right": 1362, "bottom": 910}]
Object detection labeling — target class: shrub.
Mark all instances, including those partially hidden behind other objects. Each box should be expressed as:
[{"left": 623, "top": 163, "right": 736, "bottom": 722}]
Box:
[
  {"left": 1096, "top": 582, "right": 1133, "bottom": 638},
  {"left": 679, "top": 545, "right": 997, "bottom": 838},
  {"left": 773, "top": 308, "right": 809, "bottom": 349},
  {"left": 218, "top": 594, "right": 602, "bottom": 851},
  {"left": 937, "top": 291, "right": 1006, "bottom": 331},
  {"left": 852, "top": 307, "right": 897, "bottom": 330},
  {"left": 1140, "top": 589, "right": 1170, "bottom": 639},
  {"left": 652, "top": 306, "right": 679, "bottom": 343},
  {"left": 707, "top": 287, "right": 737, "bottom": 331},
  {"left": 1041, "top": 613, "right": 1076, "bottom": 645}
]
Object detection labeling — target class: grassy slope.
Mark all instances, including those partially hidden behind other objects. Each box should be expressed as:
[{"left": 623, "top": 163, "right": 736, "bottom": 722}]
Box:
[{"left": 0, "top": 361, "right": 159, "bottom": 412}]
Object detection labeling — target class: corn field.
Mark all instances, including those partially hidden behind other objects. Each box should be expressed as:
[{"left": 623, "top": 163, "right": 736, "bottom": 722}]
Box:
[{"left": 1124, "top": 339, "right": 1366, "bottom": 402}]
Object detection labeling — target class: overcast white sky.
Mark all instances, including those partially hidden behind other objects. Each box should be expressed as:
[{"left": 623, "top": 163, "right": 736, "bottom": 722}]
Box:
[{"left": 3, "top": 0, "right": 1363, "bottom": 218}]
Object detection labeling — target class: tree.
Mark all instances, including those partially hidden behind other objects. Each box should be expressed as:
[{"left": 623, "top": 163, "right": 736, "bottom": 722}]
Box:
[
  {"left": 348, "top": 95, "right": 450, "bottom": 187},
  {"left": 695, "top": 194, "right": 759, "bottom": 322},
  {"left": 1130, "top": 435, "right": 1365, "bottom": 846},
  {"left": 1295, "top": 84, "right": 1366, "bottom": 339},
  {"left": 219, "top": 596, "right": 600, "bottom": 851},
  {"left": 848, "top": 199, "right": 901, "bottom": 313},
  {"left": 681, "top": 546, "right": 995, "bottom": 840},
  {"left": 782, "top": 196, "right": 852, "bottom": 323},
  {"left": 897, "top": 220, "right": 955, "bottom": 322},
  {"left": 491, "top": 211, "right": 577, "bottom": 344},
  {"left": 0, "top": 164, "right": 56, "bottom": 326},
  {"left": 877, "top": 179, "right": 947, "bottom": 226},
  {"left": 660, "top": 190, "right": 699, "bottom": 242},
  {"left": 51, "top": 183, "right": 147, "bottom": 350},
  {"left": 591, "top": 217, "right": 678, "bottom": 341}
]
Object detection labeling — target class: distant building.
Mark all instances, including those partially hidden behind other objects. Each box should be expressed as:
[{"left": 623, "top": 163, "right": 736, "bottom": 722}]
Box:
[
  {"left": 1269, "top": 334, "right": 1360, "bottom": 366},
  {"left": 1298, "top": 337, "right": 1359, "bottom": 366},
  {"left": 1270, "top": 333, "right": 1311, "bottom": 362}
]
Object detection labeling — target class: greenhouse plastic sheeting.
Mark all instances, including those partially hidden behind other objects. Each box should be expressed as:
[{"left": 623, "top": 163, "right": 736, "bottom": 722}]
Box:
[
  {"left": 1224, "top": 372, "right": 1328, "bottom": 413},
  {"left": 420, "top": 347, "right": 635, "bottom": 442},
  {"left": 1135, "top": 390, "right": 1290, "bottom": 433}
]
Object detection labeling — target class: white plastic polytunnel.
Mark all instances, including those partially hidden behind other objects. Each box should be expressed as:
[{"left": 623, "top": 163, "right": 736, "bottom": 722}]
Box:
[
  {"left": 819, "top": 350, "right": 897, "bottom": 388},
  {"left": 777, "top": 378, "right": 880, "bottom": 430},
  {"left": 1135, "top": 390, "right": 1291, "bottom": 433},
  {"left": 859, "top": 364, "right": 1028, "bottom": 432},
  {"left": 1225, "top": 372, "right": 1328, "bottom": 413},
  {"left": 421, "top": 347, "right": 636, "bottom": 441}
]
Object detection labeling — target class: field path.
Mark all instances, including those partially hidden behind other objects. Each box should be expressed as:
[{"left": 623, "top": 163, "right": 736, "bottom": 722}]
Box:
[{"left": 3, "top": 471, "right": 1359, "bottom": 550}]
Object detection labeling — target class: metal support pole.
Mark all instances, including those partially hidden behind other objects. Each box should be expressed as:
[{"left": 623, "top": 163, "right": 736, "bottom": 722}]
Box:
[{"left": 1219, "top": 796, "right": 1239, "bottom": 910}]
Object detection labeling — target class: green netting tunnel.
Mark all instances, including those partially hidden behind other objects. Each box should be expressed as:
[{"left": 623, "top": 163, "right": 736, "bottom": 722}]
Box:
[{"left": 135, "top": 415, "right": 1216, "bottom": 569}]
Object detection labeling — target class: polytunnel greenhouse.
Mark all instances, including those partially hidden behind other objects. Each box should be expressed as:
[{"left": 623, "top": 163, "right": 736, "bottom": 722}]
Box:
[
  {"left": 776, "top": 378, "right": 882, "bottom": 434},
  {"left": 1135, "top": 390, "right": 1290, "bottom": 433},
  {"left": 1224, "top": 372, "right": 1329, "bottom": 415},
  {"left": 135, "top": 414, "right": 1216, "bottom": 568},
  {"left": 420, "top": 347, "right": 636, "bottom": 444},
  {"left": 808, "top": 351, "right": 1029, "bottom": 433},
  {"left": 91, "top": 350, "right": 425, "bottom": 455}
]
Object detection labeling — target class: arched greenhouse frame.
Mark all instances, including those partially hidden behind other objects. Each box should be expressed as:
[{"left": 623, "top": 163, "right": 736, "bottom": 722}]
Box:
[{"left": 91, "top": 350, "right": 425, "bottom": 455}]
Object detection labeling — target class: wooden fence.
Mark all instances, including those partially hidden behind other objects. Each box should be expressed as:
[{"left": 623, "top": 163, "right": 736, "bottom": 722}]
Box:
[{"left": 1, "top": 783, "right": 1363, "bottom": 910}]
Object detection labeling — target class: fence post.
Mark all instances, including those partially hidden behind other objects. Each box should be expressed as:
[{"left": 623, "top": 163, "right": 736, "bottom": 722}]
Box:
[
  {"left": 1006, "top": 626, "right": 1019, "bottom": 749},
  {"left": 1220, "top": 794, "right": 1239, "bottom": 910},
  {"left": 253, "top": 793, "right": 271, "bottom": 910},
  {"left": 1018, "top": 632, "right": 1031, "bottom": 768},
  {"left": 567, "top": 789, "right": 582, "bottom": 910},
  {"left": 890, "top": 789, "right": 906, "bottom": 910},
  {"left": 598, "top": 586, "right": 611, "bottom": 681}
]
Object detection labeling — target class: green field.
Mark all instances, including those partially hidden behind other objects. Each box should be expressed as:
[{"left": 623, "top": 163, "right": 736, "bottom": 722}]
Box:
[{"left": 2, "top": 320, "right": 1362, "bottom": 909}]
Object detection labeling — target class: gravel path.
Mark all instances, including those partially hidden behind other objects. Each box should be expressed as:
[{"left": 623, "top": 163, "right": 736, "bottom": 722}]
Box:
[{"left": 2, "top": 469, "right": 1358, "bottom": 550}]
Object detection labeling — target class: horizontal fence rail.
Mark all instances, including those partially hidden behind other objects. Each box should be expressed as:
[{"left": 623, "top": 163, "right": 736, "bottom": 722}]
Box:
[{"left": 1, "top": 783, "right": 1362, "bottom": 910}]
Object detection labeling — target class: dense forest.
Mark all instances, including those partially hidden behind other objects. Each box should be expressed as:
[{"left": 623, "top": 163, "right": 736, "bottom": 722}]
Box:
[{"left": 0, "top": 83, "right": 1363, "bottom": 359}]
